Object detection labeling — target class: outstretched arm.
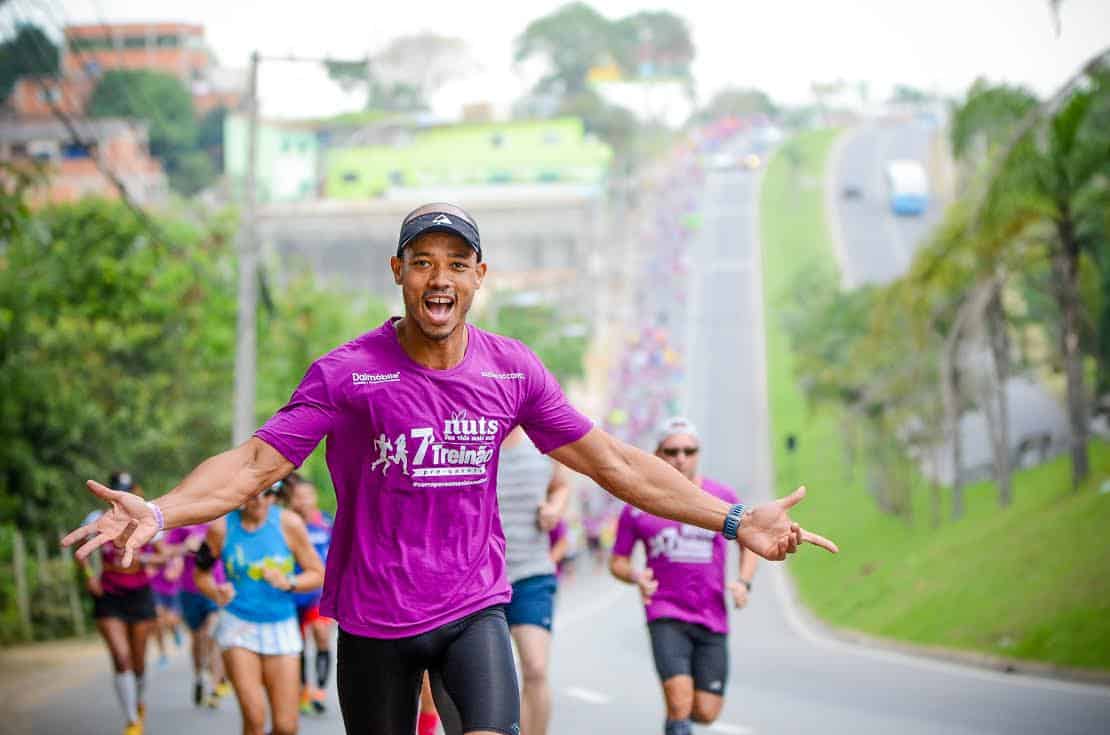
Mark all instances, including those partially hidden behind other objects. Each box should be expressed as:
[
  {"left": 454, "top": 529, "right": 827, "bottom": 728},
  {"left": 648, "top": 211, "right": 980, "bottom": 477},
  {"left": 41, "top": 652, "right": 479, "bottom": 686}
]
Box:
[
  {"left": 62, "top": 437, "right": 292, "bottom": 565},
  {"left": 549, "top": 428, "right": 838, "bottom": 560}
]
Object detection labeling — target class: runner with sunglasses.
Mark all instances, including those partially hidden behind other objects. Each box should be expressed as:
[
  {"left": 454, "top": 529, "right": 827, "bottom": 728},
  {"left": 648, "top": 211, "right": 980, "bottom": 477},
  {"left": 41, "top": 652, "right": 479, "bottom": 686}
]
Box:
[{"left": 610, "top": 417, "right": 759, "bottom": 735}]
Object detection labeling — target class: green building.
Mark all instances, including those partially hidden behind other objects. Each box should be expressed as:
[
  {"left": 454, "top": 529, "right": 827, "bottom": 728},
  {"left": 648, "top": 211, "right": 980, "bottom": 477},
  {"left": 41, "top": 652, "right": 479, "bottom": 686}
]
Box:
[
  {"left": 224, "top": 114, "right": 320, "bottom": 203},
  {"left": 326, "top": 117, "right": 611, "bottom": 199}
]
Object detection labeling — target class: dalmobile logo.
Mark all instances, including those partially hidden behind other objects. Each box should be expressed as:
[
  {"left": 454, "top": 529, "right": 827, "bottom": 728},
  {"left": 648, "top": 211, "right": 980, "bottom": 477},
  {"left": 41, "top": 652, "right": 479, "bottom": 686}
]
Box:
[{"left": 443, "top": 409, "right": 500, "bottom": 440}]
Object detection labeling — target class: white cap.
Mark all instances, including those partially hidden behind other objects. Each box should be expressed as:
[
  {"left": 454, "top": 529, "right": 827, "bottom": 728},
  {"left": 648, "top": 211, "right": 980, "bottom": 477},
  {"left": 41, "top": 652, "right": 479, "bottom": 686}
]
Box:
[{"left": 656, "top": 416, "right": 699, "bottom": 446}]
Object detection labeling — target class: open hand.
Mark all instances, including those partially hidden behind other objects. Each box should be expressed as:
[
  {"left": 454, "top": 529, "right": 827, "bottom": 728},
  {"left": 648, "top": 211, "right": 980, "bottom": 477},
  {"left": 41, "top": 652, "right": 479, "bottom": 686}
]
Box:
[
  {"left": 738, "top": 487, "right": 838, "bottom": 561},
  {"left": 61, "top": 481, "right": 159, "bottom": 567},
  {"left": 637, "top": 567, "right": 659, "bottom": 605}
]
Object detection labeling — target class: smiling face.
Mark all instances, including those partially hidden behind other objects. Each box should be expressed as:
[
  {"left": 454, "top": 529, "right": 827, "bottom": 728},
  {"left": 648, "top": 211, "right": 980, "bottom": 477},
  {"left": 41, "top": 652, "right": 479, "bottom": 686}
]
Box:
[{"left": 390, "top": 231, "right": 486, "bottom": 342}]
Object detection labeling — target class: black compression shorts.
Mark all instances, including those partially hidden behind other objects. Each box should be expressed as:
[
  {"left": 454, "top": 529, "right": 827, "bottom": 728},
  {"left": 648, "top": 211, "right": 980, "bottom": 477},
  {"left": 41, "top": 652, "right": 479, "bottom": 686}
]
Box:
[
  {"left": 93, "top": 586, "right": 156, "bottom": 623},
  {"left": 337, "top": 605, "right": 520, "bottom": 735},
  {"left": 647, "top": 618, "right": 729, "bottom": 695}
]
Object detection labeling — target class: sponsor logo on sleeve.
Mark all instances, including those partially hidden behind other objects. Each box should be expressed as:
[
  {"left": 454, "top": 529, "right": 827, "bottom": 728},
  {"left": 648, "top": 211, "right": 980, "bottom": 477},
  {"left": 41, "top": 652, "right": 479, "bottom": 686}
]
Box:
[{"left": 481, "top": 370, "right": 525, "bottom": 380}]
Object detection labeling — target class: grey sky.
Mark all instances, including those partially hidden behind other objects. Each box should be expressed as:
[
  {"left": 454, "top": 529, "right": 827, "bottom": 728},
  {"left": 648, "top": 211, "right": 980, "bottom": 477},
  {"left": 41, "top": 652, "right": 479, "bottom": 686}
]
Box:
[{"left": 7, "top": 0, "right": 1110, "bottom": 118}]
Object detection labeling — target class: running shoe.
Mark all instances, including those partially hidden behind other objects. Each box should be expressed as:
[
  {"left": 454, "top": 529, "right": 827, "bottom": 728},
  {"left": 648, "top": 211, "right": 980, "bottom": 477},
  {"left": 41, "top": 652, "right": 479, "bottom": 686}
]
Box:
[
  {"left": 214, "top": 680, "right": 232, "bottom": 699},
  {"left": 193, "top": 680, "right": 204, "bottom": 707},
  {"left": 122, "top": 721, "right": 143, "bottom": 735},
  {"left": 299, "top": 688, "right": 313, "bottom": 715},
  {"left": 156, "top": 654, "right": 169, "bottom": 670}
]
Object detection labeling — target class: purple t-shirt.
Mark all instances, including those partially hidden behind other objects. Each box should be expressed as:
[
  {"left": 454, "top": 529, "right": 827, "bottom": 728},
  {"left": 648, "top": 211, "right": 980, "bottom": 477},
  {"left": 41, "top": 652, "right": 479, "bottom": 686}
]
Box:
[
  {"left": 255, "top": 319, "right": 592, "bottom": 639},
  {"left": 166, "top": 524, "right": 225, "bottom": 595},
  {"left": 612, "top": 477, "right": 739, "bottom": 634}
]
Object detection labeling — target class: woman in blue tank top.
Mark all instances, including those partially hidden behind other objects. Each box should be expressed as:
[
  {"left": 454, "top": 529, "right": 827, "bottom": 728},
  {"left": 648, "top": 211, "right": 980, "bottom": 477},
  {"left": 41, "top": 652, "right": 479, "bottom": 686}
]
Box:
[{"left": 196, "top": 481, "right": 323, "bottom": 735}]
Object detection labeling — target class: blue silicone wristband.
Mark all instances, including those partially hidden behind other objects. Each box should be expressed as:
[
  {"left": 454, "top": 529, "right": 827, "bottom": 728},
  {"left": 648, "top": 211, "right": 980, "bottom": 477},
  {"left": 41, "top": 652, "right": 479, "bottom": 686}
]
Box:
[{"left": 722, "top": 503, "right": 746, "bottom": 540}]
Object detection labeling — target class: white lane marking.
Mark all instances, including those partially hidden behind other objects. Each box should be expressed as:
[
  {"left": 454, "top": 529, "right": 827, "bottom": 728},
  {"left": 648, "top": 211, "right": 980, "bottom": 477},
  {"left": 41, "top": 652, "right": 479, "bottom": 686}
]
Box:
[
  {"left": 708, "top": 723, "right": 754, "bottom": 734},
  {"left": 564, "top": 686, "right": 611, "bottom": 704},
  {"left": 824, "top": 127, "right": 855, "bottom": 288}
]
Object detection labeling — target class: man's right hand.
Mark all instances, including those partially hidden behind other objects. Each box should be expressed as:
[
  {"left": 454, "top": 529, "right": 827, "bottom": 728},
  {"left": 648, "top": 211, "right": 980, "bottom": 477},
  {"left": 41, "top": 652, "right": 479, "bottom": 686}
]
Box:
[
  {"left": 61, "top": 480, "right": 160, "bottom": 566},
  {"left": 637, "top": 567, "right": 658, "bottom": 605}
]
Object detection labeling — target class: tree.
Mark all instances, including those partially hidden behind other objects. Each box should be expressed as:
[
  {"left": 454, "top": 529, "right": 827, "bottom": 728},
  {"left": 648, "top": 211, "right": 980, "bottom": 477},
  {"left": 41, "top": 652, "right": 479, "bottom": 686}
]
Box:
[
  {"left": 0, "top": 23, "right": 58, "bottom": 102},
  {"left": 482, "top": 302, "right": 588, "bottom": 384},
  {"left": 87, "top": 70, "right": 219, "bottom": 195},
  {"left": 692, "top": 87, "right": 777, "bottom": 124},
  {"left": 982, "top": 71, "right": 1108, "bottom": 488},
  {"left": 88, "top": 70, "right": 196, "bottom": 156},
  {"left": 326, "top": 33, "right": 476, "bottom": 112},
  {"left": 515, "top": 2, "right": 613, "bottom": 97},
  {"left": 610, "top": 11, "right": 695, "bottom": 81}
]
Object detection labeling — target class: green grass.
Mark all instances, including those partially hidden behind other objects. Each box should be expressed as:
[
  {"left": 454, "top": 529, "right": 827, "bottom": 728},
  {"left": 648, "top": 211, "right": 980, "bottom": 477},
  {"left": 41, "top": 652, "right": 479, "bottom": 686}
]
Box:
[{"left": 759, "top": 129, "right": 1110, "bottom": 671}]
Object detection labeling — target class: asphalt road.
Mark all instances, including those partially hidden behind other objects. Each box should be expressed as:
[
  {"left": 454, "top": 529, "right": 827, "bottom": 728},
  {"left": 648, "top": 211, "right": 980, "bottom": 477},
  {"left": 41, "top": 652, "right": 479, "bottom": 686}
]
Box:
[
  {"left": 832, "top": 121, "right": 943, "bottom": 288},
  {"left": 20, "top": 158, "right": 1110, "bottom": 735},
  {"left": 550, "top": 164, "right": 1110, "bottom": 734}
]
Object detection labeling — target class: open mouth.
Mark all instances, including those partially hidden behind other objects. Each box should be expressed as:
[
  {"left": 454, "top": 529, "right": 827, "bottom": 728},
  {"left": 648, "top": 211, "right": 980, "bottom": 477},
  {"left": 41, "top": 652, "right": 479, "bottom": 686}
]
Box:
[{"left": 423, "top": 294, "right": 455, "bottom": 324}]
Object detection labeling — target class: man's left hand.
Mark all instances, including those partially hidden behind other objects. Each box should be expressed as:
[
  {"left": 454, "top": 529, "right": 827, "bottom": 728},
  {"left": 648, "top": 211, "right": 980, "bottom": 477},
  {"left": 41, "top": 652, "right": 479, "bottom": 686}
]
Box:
[{"left": 738, "top": 486, "right": 838, "bottom": 561}]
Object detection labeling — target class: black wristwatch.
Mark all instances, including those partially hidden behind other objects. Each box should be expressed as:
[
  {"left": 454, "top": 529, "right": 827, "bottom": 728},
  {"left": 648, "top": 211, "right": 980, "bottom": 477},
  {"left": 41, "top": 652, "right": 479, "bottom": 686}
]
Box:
[
  {"left": 286, "top": 578, "right": 297, "bottom": 593},
  {"left": 740, "top": 578, "right": 752, "bottom": 592}
]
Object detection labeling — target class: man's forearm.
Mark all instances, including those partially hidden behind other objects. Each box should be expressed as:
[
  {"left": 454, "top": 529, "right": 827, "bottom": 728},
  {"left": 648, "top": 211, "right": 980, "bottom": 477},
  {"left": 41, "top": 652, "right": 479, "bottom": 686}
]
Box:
[
  {"left": 596, "top": 440, "right": 731, "bottom": 534},
  {"left": 739, "top": 547, "right": 758, "bottom": 582},
  {"left": 609, "top": 555, "right": 639, "bottom": 585},
  {"left": 155, "top": 438, "right": 290, "bottom": 529}
]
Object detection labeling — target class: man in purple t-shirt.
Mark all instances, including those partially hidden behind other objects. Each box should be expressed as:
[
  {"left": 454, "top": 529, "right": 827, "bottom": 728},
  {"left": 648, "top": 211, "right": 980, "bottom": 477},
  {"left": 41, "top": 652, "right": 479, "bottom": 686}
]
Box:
[
  {"left": 65, "top": 203, "right": 837, "bottom": 735},
  {"left": 611, "top": 417, "right": 759, "bottom": 735}
]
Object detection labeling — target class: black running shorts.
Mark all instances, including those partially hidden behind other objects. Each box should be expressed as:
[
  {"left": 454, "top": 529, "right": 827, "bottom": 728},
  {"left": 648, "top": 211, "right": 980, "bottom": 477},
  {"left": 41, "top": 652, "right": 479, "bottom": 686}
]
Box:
[
  {"left": 647, "top": 617, "right": 729, "bottom": 695},
  {"left": 337, "top": 605, "right": 520, "bottom": 735},
  {"left": 93, "top": 586, "right": 157, "bottom": 623}
]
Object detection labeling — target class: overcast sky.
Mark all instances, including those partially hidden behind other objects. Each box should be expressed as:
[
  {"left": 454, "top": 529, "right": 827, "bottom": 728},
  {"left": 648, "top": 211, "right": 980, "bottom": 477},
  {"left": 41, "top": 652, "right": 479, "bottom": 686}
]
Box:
[{"left": 6, "top": 0, "right": 1109, "bottom": 119}]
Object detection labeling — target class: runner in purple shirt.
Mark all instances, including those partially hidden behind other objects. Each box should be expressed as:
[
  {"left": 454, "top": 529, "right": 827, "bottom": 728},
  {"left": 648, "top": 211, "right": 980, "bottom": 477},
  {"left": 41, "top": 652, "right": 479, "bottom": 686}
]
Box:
[
  {"left": 611, "top": 417, "right": 760, "bottom": 735},
  {"left": 64, "top": 202, "right": 837, "bottom": 735}
]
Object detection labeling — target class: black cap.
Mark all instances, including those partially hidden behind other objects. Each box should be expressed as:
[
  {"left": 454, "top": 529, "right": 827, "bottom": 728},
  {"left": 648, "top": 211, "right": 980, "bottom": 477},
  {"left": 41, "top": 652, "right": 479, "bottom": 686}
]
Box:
[
  {"left": 397, "top": 210, "right": 482, "bottom": 261},
  {"left": 109, "top": 471, "right": 134, "bottom": 492}
]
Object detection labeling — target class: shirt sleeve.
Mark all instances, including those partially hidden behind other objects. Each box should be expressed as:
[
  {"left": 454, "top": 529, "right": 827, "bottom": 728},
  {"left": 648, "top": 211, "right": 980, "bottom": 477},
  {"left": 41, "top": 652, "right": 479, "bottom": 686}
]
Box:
[
  {"left": 517, "top": 349, "right": 593, "bottom": 454},
  {"left": 611, "top": 505, "right": 638, "bottom": 557},
  {"left": 254, "top": 361, "right": 337, "bottom": 467}
]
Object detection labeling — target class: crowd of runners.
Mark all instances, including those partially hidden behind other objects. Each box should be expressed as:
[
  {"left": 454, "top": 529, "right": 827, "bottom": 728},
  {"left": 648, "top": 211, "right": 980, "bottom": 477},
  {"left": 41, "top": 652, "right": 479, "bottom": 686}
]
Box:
[{"left": 68, "top": 201, "right": 836, "bottom": 735}]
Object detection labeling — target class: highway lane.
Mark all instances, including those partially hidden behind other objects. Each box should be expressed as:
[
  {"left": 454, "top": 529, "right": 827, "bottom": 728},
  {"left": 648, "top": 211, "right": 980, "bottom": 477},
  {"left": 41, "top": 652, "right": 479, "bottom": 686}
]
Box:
[
  {"left": 831, "top": 122, "right": 1069, "bottom": 481},
  {"left": 544, "top": 164, "right": 1110, "bottom": 734}
]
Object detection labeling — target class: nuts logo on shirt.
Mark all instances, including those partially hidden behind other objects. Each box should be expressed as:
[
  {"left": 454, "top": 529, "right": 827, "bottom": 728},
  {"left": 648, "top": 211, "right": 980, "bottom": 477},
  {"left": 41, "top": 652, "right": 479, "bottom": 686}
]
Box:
[{"left": 371, "top": 409, "right": 500, "bottom": 488}]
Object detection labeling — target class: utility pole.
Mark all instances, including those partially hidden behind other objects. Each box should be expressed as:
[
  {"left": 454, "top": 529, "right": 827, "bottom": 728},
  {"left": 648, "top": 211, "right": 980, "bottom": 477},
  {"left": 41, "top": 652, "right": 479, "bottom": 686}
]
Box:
[{"left": 233, "top": 50, "right": 260, "bottom": 444}]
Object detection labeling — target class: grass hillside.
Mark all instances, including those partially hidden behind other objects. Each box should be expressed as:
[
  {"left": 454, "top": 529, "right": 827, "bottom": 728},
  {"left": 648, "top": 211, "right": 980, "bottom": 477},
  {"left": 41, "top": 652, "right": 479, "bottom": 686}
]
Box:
[{"left": 759, "top": 128, "right": 1110, "bottom": 671}]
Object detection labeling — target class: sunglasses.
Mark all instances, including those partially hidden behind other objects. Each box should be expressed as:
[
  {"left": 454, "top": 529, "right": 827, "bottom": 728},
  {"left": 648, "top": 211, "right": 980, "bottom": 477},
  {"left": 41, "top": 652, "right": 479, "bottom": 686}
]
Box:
[{"left": 661, "top": 447, "right": 699, "bottom": 457}]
